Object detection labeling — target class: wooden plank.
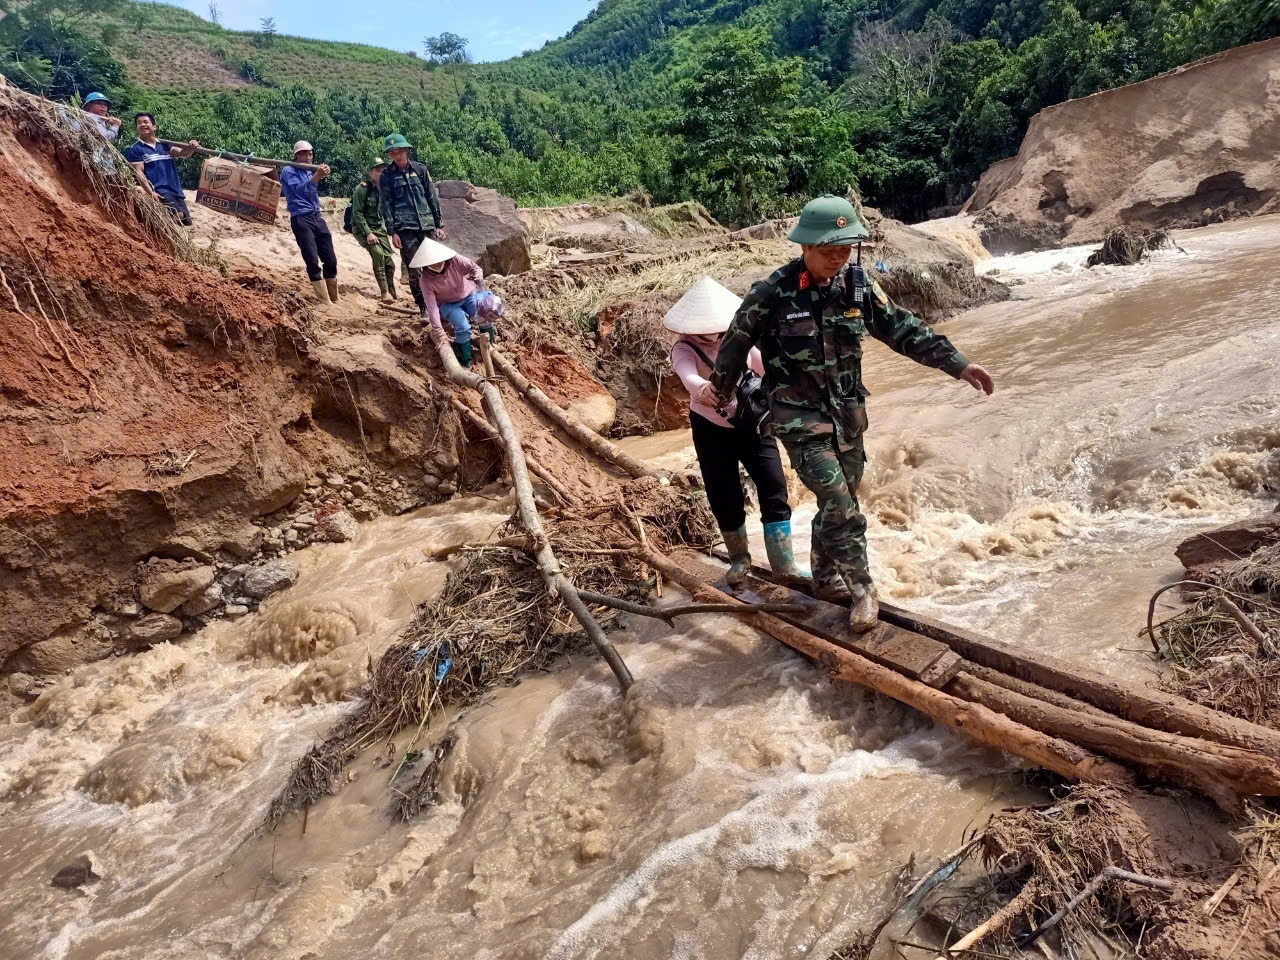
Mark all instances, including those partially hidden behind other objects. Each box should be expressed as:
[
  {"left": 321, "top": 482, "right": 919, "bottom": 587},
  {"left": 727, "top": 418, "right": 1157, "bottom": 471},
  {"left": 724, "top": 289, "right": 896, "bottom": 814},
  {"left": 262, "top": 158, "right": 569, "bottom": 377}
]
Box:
[
  {"left": 715, "top": 571, "right": 957, "bottom": 687},
  {"left": 919, "top": 651, "right": 963, "bottom": 688}
]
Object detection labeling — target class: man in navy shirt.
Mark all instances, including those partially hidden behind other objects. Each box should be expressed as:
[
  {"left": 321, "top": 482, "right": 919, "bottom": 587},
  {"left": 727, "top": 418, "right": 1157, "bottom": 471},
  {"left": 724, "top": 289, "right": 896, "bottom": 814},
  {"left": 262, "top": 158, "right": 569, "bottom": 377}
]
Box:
[
  {"left": 124, "top": 113, "right": 199, "bottom": 226},
  {"left": 280, "top": 140, "right": 339, "bottom": 305}
]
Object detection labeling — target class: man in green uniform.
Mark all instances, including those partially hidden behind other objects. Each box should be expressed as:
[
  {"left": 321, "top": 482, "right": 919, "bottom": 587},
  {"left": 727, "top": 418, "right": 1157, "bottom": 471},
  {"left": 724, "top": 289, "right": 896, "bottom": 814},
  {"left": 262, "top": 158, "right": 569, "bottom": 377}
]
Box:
[
  {"left": 351, "top": 157, "right": 397, "bottom": 303},
  {"left": 378, "top": 133, "right": 446, "bottom": 315},
  {"left": 712, "top": 195, "right": 994, "bottom": 632}
]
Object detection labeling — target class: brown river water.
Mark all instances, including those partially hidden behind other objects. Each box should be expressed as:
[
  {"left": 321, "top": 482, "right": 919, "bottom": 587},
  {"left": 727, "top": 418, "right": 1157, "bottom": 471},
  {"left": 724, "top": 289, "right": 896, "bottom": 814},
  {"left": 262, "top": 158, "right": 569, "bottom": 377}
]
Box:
[{"left": 3, "top": 216, "right": 1279, "bottom": 959}]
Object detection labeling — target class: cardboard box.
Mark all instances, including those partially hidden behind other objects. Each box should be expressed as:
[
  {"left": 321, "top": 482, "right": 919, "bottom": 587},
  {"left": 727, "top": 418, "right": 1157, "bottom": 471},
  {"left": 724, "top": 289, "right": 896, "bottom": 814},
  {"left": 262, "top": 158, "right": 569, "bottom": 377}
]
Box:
[{"left": 195, "top": 157, "right": 282, "bottom": 225}]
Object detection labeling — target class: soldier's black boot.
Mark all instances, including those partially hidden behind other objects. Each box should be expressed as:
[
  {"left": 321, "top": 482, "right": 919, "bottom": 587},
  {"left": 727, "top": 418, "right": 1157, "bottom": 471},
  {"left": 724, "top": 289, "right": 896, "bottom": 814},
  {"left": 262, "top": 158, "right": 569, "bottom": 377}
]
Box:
[{"left": 812, "top": 546, "right": 851, "bottom": 603}]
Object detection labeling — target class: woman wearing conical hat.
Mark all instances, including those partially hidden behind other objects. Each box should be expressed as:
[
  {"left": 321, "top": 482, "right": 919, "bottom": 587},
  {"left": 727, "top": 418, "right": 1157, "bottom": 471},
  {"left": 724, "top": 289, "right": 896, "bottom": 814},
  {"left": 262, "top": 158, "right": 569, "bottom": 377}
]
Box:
[
  {"left": 410, "top": 238, "right": 504, "bottom": 368},
  {"left": 666, "top": 277, "right": 800, "bottom": 586}
]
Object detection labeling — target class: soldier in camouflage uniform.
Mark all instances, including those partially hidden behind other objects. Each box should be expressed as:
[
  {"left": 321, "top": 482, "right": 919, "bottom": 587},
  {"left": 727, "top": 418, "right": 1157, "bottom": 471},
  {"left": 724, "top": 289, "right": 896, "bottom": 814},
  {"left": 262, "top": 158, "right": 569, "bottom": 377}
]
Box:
[{"left": 711, "top": 195, "right": 994, "bottom": 632}]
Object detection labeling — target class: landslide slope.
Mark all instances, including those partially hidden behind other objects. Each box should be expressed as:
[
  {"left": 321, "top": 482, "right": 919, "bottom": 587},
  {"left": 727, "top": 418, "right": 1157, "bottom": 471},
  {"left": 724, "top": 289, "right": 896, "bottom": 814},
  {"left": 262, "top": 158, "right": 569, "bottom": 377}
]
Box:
[
  {"left": 964, "top": 38, "right": 1280, "bottom": 252},
  {"left": 0, "top": 84, "right": 450, "bottom": 667}
]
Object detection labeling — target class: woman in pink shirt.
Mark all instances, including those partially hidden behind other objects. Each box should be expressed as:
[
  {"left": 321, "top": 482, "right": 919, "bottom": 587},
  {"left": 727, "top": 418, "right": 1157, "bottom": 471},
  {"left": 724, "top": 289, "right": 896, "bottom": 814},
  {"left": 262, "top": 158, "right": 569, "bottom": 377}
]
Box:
[
  {"left": 667, "top": 277, "right": 799, "bottom": 586},
  {"left": 410, "top": 238, "right": 503, "bottom": 368}
]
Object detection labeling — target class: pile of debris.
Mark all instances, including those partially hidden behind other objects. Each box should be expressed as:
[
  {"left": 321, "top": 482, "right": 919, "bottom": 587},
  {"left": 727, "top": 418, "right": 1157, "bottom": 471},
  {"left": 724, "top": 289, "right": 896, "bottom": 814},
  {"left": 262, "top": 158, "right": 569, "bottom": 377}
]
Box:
[{"left": 1086, "top": 227, "right": 1178, "bottom": 267}]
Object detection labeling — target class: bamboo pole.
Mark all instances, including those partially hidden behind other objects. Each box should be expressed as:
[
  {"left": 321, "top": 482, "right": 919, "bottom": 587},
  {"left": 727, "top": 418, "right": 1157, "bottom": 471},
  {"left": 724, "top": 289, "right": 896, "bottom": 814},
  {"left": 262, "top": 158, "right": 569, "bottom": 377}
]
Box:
[
  {"left": 641, "top": 547, "right": 1133, "bottom": 786},
  {"left": 157, "top": 139, "right": 324, "bottom": 172},
  {"left": 433, "top": 339, "right": 633, "bottom": 693},
  {"left": 489, "top": 348, "right": 661, "bottom": 480}
]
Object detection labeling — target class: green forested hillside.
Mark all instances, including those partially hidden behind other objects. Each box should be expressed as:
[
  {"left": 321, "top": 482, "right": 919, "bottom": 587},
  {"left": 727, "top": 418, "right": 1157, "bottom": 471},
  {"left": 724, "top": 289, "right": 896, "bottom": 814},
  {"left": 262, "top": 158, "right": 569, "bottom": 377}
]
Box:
[{"left": 2, "top": 0, "right": 1277, "bottom": 223}]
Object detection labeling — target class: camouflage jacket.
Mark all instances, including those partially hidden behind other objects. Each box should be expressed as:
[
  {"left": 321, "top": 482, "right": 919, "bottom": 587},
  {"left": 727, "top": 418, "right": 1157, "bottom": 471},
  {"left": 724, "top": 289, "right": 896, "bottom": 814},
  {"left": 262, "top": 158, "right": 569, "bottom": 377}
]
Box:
[{"left": 712, "top": 259, "right": 969, "bottom": 447}]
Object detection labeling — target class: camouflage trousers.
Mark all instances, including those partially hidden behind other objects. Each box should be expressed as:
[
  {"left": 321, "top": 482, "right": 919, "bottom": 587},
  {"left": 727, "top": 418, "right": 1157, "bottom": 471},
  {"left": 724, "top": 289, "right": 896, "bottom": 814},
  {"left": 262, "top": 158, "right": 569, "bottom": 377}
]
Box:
[{"left": 783, "top": 433, "right": 870, "bottom": 586}]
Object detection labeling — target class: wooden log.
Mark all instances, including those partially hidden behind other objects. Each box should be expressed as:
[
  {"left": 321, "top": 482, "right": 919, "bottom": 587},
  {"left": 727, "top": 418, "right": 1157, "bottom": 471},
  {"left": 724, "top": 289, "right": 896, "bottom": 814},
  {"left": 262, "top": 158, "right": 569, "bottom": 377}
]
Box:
[
  {"left": 716, "top": 550, "right": 1280, "bottom": 763},
  {"left": 432, "top": 339, "right": 633, "bottom": 693},
  {"left": 489, "top": 348, "right": 661, "bottom": 480},
  {"left": 447, "top": 394, "right": 574, "bottom": 504},
  {"left": 644, "top": 548, "right": 1133, "bottom": 786},
  {"left": 946, "top": 673, "right": 1280, "bottom": 811},
  {"left": 884, "top": 601, "right": 1280, "bottom": 763}
]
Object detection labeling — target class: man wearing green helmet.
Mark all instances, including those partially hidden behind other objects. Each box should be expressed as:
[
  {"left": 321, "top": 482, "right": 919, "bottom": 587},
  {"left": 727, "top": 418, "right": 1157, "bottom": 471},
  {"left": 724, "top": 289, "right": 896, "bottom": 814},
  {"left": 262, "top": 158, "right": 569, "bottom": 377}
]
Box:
[
  {"left": 711, "top": 195, "right": 994, "bottom": 633},
  {"left": 378, "top": 133, "right": 446, "bottom": 315}
]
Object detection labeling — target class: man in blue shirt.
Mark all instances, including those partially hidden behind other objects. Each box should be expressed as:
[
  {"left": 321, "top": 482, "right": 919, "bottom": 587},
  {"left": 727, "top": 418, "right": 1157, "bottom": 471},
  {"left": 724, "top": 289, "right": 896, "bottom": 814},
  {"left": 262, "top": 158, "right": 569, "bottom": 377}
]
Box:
[
  {"left": 124, "top": 113, "right": 199, "bottom": 226},
  {"left": 280, "top": 140, "right": 339, "bottom": 305}
]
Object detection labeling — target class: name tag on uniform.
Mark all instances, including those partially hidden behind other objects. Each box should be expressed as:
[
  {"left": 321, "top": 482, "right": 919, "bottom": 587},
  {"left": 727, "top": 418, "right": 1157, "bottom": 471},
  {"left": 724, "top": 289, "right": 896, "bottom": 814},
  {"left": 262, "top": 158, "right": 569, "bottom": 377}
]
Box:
[{"left": 786, "top": 311, "right": 811, "bottom": 320}]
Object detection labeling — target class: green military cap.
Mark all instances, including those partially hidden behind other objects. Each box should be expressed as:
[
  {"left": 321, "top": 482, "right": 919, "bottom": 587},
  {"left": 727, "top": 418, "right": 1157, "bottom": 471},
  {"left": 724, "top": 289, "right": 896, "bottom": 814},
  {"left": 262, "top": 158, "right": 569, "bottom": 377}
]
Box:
[
  {"left": 383, "top": 133, "right": 412, "bottom": 151},
  {"left": 788, "top": 195, "right": 870, "bottom": 246},
  {"left": 369, "top": 155, "right": 387, "bottom": 168}
]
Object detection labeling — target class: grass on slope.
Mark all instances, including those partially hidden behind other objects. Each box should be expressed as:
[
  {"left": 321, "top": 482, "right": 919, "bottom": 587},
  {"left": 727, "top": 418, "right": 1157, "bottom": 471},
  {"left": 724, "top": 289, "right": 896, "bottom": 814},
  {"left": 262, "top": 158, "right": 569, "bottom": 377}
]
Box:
[{"left": 101, "top": 2, "right": 456, "bottom": 99}]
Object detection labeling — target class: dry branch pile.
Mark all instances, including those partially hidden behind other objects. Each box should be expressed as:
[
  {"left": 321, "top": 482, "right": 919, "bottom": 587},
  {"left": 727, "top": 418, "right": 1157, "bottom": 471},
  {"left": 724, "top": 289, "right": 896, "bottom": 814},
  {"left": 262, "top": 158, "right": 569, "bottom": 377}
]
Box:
[
  {"left": 1086, "top": 227, "right": 1177, "bottom": 267},
  {"left": 262, "top": 478, "right": 715, "bottom": 830},
  {"left": 1156, "top": 543, "right": 1280, "bottom": 727}
]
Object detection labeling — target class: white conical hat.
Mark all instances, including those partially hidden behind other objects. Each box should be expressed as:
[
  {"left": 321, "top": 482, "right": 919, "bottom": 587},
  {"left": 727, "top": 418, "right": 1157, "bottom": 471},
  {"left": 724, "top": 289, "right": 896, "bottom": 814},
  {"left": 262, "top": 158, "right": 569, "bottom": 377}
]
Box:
[
  {"left": 662, "top": 277, "right": 742, "bottom": 334},
  {"left": 408, "top": 238, "right": 459, "bottom": 269}
]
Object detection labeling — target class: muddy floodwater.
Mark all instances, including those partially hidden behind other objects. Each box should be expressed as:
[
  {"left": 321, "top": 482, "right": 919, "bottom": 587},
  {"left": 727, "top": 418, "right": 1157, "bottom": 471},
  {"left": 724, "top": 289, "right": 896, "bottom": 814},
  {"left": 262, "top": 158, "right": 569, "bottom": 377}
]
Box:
[{"left": 3, "top": 216, "right": 1279, "bottom": 959}]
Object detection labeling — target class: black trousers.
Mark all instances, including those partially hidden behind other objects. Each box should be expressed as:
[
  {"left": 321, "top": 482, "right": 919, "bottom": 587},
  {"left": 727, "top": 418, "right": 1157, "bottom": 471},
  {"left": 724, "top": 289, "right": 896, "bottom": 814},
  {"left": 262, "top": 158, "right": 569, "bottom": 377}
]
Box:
[
  {"left": 398, "top": 227, "right": 439, "bottom": 310},
  {"left": 290, "top": 212, "right": 337, "bottom": 281},
  {"left": 690, "top": 411, "right": 791, "bottom": 531},
  {"left": 160, "top": 194, "right": 192, "bottom": 227}
]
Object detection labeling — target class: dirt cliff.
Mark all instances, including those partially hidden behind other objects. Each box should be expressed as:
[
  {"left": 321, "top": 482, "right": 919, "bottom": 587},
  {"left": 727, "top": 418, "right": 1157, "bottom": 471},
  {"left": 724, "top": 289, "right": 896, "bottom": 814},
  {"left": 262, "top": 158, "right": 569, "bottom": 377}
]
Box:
[
  {"left": 0, "top": 85, "right": 467, "bottom": 669},
  {"left": 964, "top": 38, "right": 1280, "bottom": 252}
]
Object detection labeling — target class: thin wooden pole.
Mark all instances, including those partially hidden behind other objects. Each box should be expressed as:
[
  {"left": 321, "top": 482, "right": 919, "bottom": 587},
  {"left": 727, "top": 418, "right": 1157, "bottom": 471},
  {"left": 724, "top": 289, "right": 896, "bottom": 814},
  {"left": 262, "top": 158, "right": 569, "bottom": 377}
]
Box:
[
  {"left": 157, "top": 138, "right": 325, "bottom": 172},
  {"left": 489, "top": 348, "right": 661, "bottom": 480}
]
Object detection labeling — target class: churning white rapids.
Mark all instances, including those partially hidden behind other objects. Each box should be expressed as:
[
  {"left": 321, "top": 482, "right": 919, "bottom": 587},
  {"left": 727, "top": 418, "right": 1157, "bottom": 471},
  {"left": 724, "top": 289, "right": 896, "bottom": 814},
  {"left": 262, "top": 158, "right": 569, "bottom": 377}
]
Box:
[{"left": 3, "top": 215, "right": 1279, "bottom": 960}]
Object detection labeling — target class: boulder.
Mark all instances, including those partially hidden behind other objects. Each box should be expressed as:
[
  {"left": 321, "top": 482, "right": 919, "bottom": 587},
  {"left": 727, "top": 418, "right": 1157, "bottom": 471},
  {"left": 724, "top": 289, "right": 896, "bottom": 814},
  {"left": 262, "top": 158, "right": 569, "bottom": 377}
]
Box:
[
  {"left": 138, "top": 561, "right": 216, "bottom": 614},
  {"left": 318, "top": 510, "right": 359, "bottom": 543},
  {"left": 240, "top": 559, "right": 298, "bottom": 600},
  {"left": 224, "top": 604, "right": 249, "bottom": 618},
  {"left": 220, "top": 523, "right": 265, "bottom": 560},
  {"left": 3, "top": 619, "right": 116, "bottom": 675},
  {"left": 436, "top": 180, "right": 531, "bottom": 276},
  {"left": 180, "top": 583, "right": 224, "bottom": 617},
  {"left": 51, "top": 855, "right": 100, "bottom": 890},
  {"left": 1176, "top": 514, "right": 1280, "bottom": 571},
  {"left": 127, "top": 613, "right": 183, "bottom": 646}
]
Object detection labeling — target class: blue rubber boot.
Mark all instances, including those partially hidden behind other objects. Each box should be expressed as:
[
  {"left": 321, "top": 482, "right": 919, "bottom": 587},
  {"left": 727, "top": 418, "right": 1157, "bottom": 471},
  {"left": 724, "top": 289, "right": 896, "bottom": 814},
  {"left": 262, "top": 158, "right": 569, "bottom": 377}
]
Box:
[{"left": 762, "top": 520, "right": 805, "bottom": 585}]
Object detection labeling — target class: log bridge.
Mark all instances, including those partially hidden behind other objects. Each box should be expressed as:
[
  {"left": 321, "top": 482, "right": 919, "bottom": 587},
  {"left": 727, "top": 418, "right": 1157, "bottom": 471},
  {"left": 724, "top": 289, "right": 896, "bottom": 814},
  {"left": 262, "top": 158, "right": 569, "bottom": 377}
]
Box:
[{"left": 653, "top": 550, "right": 1280, "bottom": 813}]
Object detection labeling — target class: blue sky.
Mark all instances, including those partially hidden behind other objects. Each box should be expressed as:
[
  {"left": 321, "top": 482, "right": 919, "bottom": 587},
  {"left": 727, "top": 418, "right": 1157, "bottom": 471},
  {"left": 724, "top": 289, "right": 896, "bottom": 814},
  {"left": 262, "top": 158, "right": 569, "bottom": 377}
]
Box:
[{"left": 179, "top": 0, "right": 601, "bottom": 61}]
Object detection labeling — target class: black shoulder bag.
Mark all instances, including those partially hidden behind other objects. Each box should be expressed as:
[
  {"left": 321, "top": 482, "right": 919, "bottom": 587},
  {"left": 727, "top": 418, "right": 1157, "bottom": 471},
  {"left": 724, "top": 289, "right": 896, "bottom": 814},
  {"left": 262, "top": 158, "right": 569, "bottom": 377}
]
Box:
[{"left": 684, "top": 341, "right": 771, "bottom": 437}]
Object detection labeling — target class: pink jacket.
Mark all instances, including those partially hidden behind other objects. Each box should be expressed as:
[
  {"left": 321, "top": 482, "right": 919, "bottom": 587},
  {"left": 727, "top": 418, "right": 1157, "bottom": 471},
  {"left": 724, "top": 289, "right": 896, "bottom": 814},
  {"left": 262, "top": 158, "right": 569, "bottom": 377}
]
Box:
[
  {"left": 671, "top": 337, "right": 764, "bottom": 429},
  {"left": 419, "top": 255, "right": 483, "bottom": 343}
]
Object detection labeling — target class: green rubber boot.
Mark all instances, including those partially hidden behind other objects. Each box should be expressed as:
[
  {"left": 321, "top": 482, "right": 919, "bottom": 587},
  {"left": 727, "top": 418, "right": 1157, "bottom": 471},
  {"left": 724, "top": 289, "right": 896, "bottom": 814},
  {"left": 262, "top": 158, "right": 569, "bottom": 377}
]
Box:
[
  {"left": 722, "top": 524, "right": 751, "bottom": 588},
  {"left": 762, "top": 520, "right": 804, "bottom": 585},
  {"left": 452, "top": 340, "right": 474, "bottom": 368},
  {"left": 383, "top": 263, "right": 398, "bottom": 301}
]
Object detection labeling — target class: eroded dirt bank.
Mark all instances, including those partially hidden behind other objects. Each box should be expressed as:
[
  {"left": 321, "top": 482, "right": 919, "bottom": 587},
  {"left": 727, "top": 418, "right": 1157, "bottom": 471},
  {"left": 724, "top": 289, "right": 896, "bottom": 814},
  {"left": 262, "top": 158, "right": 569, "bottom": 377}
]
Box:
[
  {"left": 0, "top": 85, "right": 493, "bottom": 672},
  {"left": 965, "top": 37, "right": 1280, "bottom": 252}
]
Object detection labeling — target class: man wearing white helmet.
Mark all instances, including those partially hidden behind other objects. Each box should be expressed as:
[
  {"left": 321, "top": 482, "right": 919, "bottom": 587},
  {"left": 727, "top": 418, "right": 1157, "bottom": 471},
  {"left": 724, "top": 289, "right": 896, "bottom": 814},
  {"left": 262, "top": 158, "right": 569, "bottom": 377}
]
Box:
[
  {"left": 280, "top": 140, "right": 339, "bottom": 305},
  {"left": 667, "top": 277, "right": 799, "bottom": 587}
]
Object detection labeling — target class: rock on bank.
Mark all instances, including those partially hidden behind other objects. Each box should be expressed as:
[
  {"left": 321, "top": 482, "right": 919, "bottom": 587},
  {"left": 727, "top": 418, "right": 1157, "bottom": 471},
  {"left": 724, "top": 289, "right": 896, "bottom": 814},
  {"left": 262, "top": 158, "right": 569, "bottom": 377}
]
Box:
[{"left": 964, "top": 37, "right": 1280, "bottom": 252}]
